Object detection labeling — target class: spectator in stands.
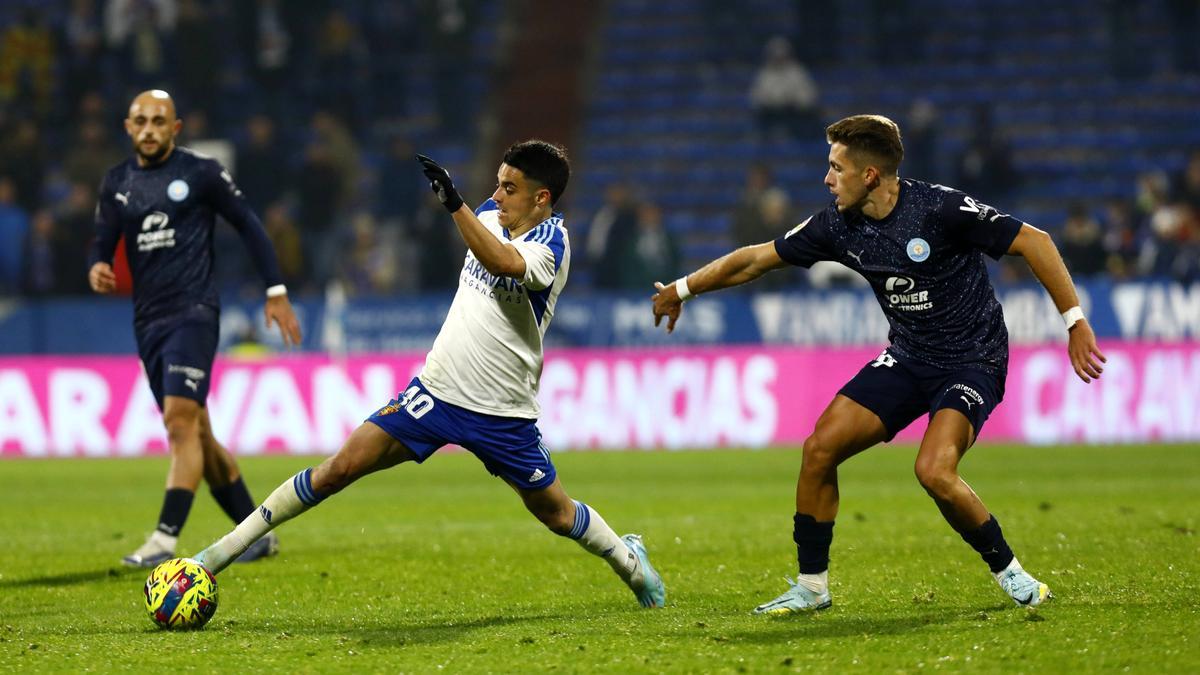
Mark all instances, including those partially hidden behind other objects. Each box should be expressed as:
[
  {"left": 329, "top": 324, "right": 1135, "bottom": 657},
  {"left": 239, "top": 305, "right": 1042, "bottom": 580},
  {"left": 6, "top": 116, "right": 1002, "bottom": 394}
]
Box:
[
  {"left": 0, "top": 119, "right": 47, "bottom": 213},
  {"left": 62, "top": 0, "right": 104, "bottom": 117},
  {"left": 0, "top": 7, "right": 56, "bottom": 118},
  {"left": 0, "top": 177, "right": 30, "bottom": 294},
  {"left": 64, "top": 118, "right": 124, "bottom": 190},
  {"left": 954, "top": 105, "right": 1019, "bottom": 202},
  {"left": 586, "top": 182, "right": 639, "bottom": 289},
  {"left": 310, "top": 110, "right": 361, "bottom": 208},
  {"left": 262, "top": 201, "right": 306, "bottom": 291},
  {"left": 1139, "top": 201, "right": 1200, "bottom": 281},
  {"left": 732, "top": 163, "right": 776, "bottom": 247},
  {"left": 1170, "top": 149, "right": 1200, "bottom": 210},
  {"left": 1101, "top": 198, "right": 1142, "bottom": 279},
  {"left": 338, "top": 211, "right": 401, "bottom": 296},
  {"left": 735, "top": 186, "right": 804, "bottom": 290},
  {"left": 296, "top": 140, "right": 343, "bottom": 288},
  {"left": 104, "top": 0, "right": 177, "bottom": 89},
  {"left": 749, "top": 37, "right": 821, "bottom": 141},
  {"left": 616, "top": 202, "right": 679, "bottom": 291},
  {"left": 235, "top": 0, "right": 299, "bottom": 119},
  {"left": 1059, "top": 203, "right": 1108, "bottom": 277},
  {"left": 235, "top": 114, "right": 288, "bottom": 214},
  {"left": 314, "top": 9, "right": 369, "bottom": 128}
]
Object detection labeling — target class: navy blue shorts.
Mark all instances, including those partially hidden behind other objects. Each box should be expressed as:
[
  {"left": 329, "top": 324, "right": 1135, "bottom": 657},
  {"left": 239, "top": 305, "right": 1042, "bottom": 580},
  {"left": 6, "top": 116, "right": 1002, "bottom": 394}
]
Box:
[
  {"left": 366, "top": 377, "right": 557, "bottom": 490},
  {"left": 838, "top": 349, "right": 1005, "bottom": 442},
  {"left": 135, "top": 304, "right": 219, "bottom": 410}
]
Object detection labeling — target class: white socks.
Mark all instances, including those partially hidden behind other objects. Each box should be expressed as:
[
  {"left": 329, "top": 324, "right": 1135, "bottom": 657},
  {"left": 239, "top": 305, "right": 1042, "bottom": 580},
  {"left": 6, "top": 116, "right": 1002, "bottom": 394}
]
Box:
[
  {"left": 994, "top": 556, "right": 1023, "bottom": 582},
  {"left": 566, "top": 500, "right": 637, "bottom": 581},
  {"left": 796, "top": 571, "right": 829, "bottom": 594},
  {"left": 196, "top": 469, "right": 323, "bottom": 574},
  {"left": 149, "top": 530, "right": 178, "bottom": 553}
]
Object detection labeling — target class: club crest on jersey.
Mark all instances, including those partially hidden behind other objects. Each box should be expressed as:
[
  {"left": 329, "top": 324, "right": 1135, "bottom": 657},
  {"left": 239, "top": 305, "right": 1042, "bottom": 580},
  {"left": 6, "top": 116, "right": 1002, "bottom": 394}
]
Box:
[
  {"left": 906, "top": 237, "right": 931, "bottom": 262},
  {"left": 167, "top": 179, "right": 189, "bottom": 202}
]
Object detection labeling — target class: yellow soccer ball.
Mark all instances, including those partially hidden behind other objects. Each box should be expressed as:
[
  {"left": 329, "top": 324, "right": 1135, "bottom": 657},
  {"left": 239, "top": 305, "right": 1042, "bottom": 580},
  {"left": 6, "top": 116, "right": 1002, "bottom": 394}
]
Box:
[{"left": 143, "top": 558, "right": 219, "bottom": 630}]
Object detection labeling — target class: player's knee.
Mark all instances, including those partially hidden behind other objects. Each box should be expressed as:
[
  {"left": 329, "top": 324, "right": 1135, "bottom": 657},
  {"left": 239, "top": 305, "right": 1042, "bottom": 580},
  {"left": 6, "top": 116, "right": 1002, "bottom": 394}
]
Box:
[
  {"left": 313, "top": 457, "right": 355, "bottom": 495},
  {"left": 162, "top": 408, "right": 200, "bottom": 446},
  {"left": 801, "top": 433, "right": 839, "bottom": 474},
  {"left": 914, "top": 458, "right": 957, "bottom": 497}
]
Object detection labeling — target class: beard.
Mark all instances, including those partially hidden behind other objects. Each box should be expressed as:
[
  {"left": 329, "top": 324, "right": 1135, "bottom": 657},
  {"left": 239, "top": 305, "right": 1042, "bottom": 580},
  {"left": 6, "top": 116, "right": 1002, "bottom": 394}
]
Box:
[{"left": 134, "top": 139, "right": 171, "bottom": 165}]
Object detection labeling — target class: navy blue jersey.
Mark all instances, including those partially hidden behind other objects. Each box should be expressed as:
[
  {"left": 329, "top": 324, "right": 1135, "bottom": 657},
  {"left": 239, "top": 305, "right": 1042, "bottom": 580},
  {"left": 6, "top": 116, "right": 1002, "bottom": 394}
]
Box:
[
  {"left": 88, "top": 147, "right": 283, "bottom": 328},
  {"left": 774, "top": 179, "right": 1023, "bottom": 374}
]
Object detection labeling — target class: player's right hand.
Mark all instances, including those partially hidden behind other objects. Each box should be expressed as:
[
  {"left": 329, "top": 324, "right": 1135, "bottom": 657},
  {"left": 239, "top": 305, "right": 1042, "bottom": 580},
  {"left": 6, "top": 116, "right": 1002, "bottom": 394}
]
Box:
[
  {"left": 89, "top": 262, "right": 117, "bottom": 294},
  {"left": 652, "top": 281, "right": 683, "bottom": 333},
  {"left": 416, "top": 154, "right": 465, "bottom": 213},
  {"left": 1067, "top": 319, "right": 1106, "bottom": 383},
  {"left": 265, "top": 295, "right": 303, "bottom": 348}
]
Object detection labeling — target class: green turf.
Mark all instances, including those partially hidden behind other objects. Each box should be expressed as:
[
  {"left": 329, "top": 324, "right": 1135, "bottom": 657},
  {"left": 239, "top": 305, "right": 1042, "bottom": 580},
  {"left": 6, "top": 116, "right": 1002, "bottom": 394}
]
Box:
[{"left": 1, "top": 445, "right": 1197, "bottom": 673}]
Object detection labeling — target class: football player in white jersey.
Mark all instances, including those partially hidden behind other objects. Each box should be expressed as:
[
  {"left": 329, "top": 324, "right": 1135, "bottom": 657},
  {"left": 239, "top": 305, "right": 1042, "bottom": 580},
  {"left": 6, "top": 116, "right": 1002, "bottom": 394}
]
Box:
[{"left": 194, "top": 141, "right": 665, "bottom": 609}]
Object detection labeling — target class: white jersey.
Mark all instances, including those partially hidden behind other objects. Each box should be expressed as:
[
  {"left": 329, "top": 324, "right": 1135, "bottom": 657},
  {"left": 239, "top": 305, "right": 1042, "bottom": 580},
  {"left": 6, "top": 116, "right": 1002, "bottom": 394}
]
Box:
[{"left": 419, "top": 199, "right": 569, "bottom": 419}]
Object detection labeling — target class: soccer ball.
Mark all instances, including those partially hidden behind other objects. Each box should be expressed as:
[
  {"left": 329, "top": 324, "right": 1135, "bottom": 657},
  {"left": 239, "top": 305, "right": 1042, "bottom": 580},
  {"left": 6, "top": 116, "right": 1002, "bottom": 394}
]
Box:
[{"left": 143, "top": 558, "right": 219, "bottom": 630}]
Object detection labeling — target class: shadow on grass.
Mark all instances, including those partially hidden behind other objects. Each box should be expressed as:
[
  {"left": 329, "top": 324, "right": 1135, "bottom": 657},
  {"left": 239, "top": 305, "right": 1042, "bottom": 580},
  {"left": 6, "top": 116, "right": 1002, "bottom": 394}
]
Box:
[
  {"left": 718, "top": 608, "right": 967, "bottom": 643},
  {"left": 0, "top": 566, "right": 142, "bottom": 589},
  {"left": 226, "top": 613, "right": 567, "bottom": 646}
]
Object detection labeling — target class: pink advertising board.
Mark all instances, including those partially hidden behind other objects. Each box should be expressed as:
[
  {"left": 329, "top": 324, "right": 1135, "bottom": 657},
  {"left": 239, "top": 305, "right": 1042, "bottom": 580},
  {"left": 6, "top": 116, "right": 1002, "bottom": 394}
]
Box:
[{"left": 1, "top": 343, "right": 1197, "bottom": 458}]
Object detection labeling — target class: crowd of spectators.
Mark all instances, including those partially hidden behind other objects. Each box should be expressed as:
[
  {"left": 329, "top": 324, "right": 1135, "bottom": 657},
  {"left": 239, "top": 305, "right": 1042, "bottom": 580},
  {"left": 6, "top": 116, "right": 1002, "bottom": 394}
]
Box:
[
  {"left": 0, "top": 2, "right": 1197, "bottom": 304},
  {"left": 0, "top": 0, "right": 476, "bottom": 299}
]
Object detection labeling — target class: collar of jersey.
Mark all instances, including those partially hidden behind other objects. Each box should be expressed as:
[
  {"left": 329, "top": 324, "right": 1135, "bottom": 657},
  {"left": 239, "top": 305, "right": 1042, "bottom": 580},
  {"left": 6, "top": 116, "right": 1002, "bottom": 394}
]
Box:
[{"left": 503, "top": 212, "right": 564, "bottom": 240}]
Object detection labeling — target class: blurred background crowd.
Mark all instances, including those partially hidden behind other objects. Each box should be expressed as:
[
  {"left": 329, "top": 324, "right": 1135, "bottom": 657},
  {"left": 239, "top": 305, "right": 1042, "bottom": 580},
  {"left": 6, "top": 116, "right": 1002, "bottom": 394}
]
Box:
[{"left": 0, "top": 0, "right": 1198, "bottom": 302}]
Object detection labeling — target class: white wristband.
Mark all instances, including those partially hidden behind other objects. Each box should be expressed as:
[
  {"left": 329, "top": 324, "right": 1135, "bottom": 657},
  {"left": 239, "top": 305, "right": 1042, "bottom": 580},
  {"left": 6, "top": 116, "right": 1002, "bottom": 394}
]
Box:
[
  {"left": 1061, "top": 305, "right": 1084, "bottom": 330},
  {"left": 674, "top": 276, "right": 694, "bottom": 302},
  {"left": 266, "top": 284, "right": 288, "bottom": 298}
]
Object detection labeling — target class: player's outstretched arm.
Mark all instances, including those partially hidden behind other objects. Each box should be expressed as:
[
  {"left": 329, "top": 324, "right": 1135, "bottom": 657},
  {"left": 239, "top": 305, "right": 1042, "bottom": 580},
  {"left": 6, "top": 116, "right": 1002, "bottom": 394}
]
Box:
[
  {"left": 652, "top": 241, "right": 785, "bottom": 333},
  {"left": 417, "top": 153, "right": 526, "bottom": 278},
  {"left": 1007, "top": 223, "right": 1106, "bottom": 382}
]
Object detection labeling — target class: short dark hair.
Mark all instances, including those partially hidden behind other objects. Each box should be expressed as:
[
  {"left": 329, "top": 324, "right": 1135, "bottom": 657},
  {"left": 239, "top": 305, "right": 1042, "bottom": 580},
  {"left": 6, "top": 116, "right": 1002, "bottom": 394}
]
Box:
[
  {"left": 825, "top": 115, "right": 904, "bottom": 176},
  {"left": 502, "top": 140, "right": 570, "bottom": 205}
]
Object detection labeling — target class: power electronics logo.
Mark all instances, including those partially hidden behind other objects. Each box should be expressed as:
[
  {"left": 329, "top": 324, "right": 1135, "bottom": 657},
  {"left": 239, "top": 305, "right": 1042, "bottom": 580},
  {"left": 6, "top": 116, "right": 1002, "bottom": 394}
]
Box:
[
  {"left": 883, "top": 276, "right": 932, "bottom": 311},
  {"left": 136, "top": 211, "right": 176, "bottom": 252}
]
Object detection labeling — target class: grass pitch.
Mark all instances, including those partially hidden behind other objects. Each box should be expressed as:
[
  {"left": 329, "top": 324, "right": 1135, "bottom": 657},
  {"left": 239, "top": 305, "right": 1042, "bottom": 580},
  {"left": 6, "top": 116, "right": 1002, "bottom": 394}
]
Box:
[{"left": 1, "top": 445, "right": 1197, "bottom": 673}]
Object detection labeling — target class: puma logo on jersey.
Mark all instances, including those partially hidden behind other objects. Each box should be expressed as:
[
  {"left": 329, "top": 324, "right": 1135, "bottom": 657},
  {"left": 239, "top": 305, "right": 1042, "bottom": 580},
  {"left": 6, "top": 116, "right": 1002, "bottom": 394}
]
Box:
[{"left": 114, "top": 191, "right": 130, "bottom": 205}]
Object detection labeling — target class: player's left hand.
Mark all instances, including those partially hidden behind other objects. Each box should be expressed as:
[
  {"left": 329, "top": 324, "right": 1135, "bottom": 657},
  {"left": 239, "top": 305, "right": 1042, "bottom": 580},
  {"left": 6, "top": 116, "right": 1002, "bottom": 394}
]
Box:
[
  {"left": 1067, "top": 319, "right": 1105, "bottom": 383},
  {"left": 265, "top": 295, "right": 303, "bottom": 348},
  {"left": 416, "top": 154, "right": 465, "bottom": 213},
  {"left": 652, "top": 281, "right": 683, "bottom": 333}
]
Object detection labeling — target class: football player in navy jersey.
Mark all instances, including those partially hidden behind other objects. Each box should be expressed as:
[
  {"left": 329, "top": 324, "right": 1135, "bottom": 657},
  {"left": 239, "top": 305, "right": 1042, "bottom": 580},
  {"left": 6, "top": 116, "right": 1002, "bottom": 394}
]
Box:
[
  {"left": 87, "top": 90, "right": 302, "bottom": 568},
  {"left": 652, "top": 114, "right": 1106, "bottom": 613}
]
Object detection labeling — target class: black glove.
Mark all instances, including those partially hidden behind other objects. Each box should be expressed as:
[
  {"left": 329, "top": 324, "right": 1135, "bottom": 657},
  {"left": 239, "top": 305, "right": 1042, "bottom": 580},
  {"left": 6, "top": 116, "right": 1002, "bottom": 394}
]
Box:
[{"left": 416, "top": 154, "right": 465, "bottom": 213}]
